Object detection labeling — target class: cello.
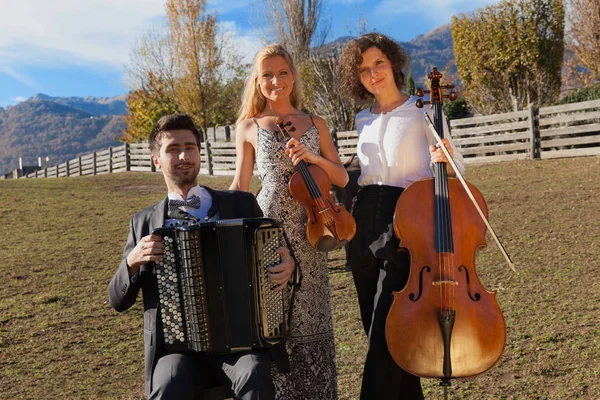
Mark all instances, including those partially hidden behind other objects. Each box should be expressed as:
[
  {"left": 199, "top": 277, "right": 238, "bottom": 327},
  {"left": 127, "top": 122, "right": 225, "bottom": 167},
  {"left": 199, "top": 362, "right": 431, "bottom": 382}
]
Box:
[
  {"left": 385, "top": 68, "right": 513, "bottom": 396},
  {"left": 275, "top": 118, "right": 356, "bottom": 252}
]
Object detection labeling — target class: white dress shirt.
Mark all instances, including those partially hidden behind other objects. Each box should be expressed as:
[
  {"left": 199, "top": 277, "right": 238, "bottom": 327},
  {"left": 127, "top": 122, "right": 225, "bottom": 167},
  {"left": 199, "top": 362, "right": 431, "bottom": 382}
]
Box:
[
  {"left": 355, "top": 95, "right": 464, "bottom": 189},
  {"left": 164, "top": 185, "right": 219, "bottom": 226}
]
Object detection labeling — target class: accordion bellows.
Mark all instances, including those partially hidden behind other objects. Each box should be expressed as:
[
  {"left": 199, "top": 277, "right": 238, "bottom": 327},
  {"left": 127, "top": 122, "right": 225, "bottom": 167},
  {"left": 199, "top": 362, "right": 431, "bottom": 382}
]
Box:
[{"left": 153, "top": 218, "right": 289, "bottom": 353}]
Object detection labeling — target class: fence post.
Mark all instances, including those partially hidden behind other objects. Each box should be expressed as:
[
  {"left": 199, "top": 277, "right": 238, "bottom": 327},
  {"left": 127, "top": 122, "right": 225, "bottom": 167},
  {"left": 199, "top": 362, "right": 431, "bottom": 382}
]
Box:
[
  {"left": 93, "top": 151, "right": 97, "bottom": 175},
  {"left": 225, "top": 125, "right": 231, "bottom": 142},
  {"left": 206, "top": 141, "right": 214, "bottom": 175},
  {"left": 108, "top": 147, "right": 113, "bottom": 173},
  {"left": 125, "top": 143, "right": 131, "bottom": 171},
  {"left": 528, "top": 103, "right": 540, "bottom": 159},
  {"left": 78, "top": 155, "right": 82, "bottom": 176},
  {"left": 331, "top": 128, "right": 339, "bottom": 152}
]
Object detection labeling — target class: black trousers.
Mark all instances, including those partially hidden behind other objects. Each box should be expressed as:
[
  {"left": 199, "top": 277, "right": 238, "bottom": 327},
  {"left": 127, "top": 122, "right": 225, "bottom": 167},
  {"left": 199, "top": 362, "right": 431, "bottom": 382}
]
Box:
[
  {"left": 150, "top": 350, "right": 274, "bottom": 400},
  {"left": 348, "top": 185, "right": 424, "bottom": 400}
]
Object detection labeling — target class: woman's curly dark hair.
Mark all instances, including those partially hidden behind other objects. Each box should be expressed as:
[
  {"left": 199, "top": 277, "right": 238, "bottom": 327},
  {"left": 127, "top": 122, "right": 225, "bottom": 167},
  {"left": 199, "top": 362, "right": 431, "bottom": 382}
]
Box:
[{"left": 338, "top": 33, "right": 408, "bottom": 101}]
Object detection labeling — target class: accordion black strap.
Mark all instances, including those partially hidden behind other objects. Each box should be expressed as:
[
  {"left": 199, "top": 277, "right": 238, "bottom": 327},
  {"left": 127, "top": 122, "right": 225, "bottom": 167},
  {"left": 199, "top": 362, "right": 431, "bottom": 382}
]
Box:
[{"left": 267, "top": 226, "right": 301, "bottom": 374}]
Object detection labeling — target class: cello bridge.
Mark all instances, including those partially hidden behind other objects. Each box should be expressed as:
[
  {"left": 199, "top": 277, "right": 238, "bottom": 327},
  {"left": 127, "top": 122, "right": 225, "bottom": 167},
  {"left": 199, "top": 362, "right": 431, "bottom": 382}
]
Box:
[{"left": 432, "top": 280, "right": 458, "bottom": 286}]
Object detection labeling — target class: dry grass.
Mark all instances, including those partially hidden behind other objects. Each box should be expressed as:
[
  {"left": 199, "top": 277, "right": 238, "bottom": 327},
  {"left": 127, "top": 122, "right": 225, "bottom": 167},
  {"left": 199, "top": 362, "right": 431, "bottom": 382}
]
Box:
[{"left": 1, "top": 156, "right": 599, "bottom": 399}]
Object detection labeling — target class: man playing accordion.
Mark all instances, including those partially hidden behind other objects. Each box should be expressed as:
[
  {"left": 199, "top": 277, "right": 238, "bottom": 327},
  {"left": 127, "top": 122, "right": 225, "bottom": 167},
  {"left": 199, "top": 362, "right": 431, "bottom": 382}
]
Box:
[{"left": 108, "top": 113, "right": 296, "bottom": 400}]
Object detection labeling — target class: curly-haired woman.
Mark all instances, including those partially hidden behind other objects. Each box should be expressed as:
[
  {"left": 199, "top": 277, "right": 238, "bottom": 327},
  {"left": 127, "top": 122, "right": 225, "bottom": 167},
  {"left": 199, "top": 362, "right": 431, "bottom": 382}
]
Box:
[{"left": 338, "top": 32, "right": 465, "bottom": 399}]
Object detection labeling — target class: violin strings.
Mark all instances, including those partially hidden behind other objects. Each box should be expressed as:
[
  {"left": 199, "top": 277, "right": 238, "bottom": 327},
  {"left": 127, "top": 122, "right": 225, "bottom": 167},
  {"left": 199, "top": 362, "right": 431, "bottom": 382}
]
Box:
[
  {"left": 281, "top": 122, "right": 336, "bottom": 233},
  {"left": 296, "top": 149, "right": 334, "bottom": 226}
]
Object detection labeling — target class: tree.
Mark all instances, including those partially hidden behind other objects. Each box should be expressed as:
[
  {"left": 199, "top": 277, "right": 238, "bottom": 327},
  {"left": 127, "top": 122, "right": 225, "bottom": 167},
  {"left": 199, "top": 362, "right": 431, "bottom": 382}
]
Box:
[
  {"left": 166, "top": 0, "right": 238, "bottom": 140},
  {"left": 124, "top": 0, "right": 241, "bottom": 143},
  {"left": 122, "top": 73, "right": 179, "bottom": 143},
  {"left": 406, "top": 68, "right": 415, "bottom": 96},
  {"left": 301, "top": 48, "right": 365, "bottom": 131},
  {"left": 564, "top": 0, "right": 600, "bottom": 87},
  {"left": 254, "top": 0, "right": 328, "bottom": 60},
  {"left": 452, "top": 0, "right": 565, "bottom": 114},
  {"left": 559, "top": 84, "right": 600, "bottom": 104}
]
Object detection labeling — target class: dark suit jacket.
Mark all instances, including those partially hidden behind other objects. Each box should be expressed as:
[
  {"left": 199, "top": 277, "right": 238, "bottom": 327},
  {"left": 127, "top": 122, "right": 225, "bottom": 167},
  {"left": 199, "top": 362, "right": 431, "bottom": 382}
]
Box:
[{"left": 108, "top": 187, "right": 263, "bottom": 397}]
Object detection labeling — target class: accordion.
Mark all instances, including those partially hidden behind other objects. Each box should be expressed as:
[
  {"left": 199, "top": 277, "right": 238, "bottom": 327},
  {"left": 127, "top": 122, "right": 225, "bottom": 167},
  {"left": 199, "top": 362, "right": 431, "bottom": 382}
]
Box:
[{"left": 152, "top": 217, "right": 293, "bottom": 354}]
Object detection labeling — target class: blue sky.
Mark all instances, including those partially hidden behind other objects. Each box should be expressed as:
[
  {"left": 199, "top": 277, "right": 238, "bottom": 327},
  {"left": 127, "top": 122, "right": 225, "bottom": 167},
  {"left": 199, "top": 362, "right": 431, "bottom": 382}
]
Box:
[{"left": 0, "top": 0, "right": 500, "bottom": 108}]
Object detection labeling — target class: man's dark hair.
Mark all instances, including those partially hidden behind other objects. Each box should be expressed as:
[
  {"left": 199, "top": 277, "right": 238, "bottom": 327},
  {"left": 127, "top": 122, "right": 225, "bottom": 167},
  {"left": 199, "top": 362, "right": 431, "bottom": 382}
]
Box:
[
  {"left": 338, "top": 33, "right": 408, "bottom": 101},
  {"left": 148, "top": 113, "right": 202, "bottom": 154}
]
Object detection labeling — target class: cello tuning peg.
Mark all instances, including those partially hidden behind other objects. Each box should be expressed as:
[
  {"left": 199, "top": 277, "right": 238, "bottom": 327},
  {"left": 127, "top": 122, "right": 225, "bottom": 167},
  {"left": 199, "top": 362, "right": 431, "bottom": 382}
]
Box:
[
  {"left": 416, "top": 88, "right": 425, "bottom": 97},
  {"left": 415, "top": 98, "right": 430, "bottom": 109},
  {"left": 285, "top": 121, "right": 292, "bottom": 126},
  {"left": 289, "top": 127, "right": 296, "bottom": 132},
  {"left": 447, "top": 91, "right": 458, "bottom": 101}
]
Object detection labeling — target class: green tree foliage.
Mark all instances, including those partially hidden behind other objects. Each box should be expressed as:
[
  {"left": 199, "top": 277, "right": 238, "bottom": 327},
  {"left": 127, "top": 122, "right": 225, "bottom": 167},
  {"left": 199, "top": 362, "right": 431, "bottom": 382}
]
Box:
[
  {"left": 443, "top": 98, "right": 470, "bottom": 120},
  {"left": 559, "top": 84, "right": 600, "bottom": 104},
  {"left": 452, "top": 0, "right": 565, "bottom": 114},
  {"left": 122, "top": 73, "right": 179, "bottom": 143}
]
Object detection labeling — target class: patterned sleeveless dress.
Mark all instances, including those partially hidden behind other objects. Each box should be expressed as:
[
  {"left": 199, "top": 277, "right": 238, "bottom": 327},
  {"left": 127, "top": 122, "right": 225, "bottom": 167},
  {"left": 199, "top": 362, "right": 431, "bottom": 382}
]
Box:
[{"left": 254, "top": 119, "right": 338, "bottom": 399}]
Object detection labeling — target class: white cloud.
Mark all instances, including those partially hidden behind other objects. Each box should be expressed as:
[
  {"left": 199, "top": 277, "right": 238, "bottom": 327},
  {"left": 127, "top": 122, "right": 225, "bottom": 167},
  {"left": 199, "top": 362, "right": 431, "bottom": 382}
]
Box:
[
  {"left": 12, "top": 96, "right": 27, "bottom": 103},
  {"left": 0, "top": 0, "right": 165, "bottom": 69},
  {"left": 0, "top": 65, "right": 39, "bottom": 89},
  {"left": 219, "top": 20, "right": 263, "bottom": 65}
]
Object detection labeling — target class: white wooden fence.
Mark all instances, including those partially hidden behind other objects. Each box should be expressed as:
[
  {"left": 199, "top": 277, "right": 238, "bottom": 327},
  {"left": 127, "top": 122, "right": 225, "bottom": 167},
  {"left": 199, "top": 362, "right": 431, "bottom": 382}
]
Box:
[{"left": 10, "top": 99, "right": 600, "bottom": 179}]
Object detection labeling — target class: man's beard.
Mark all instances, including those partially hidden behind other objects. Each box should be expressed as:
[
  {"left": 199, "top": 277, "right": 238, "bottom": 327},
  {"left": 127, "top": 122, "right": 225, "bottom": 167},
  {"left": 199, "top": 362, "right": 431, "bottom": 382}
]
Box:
[{"left": 170, "top": 163, "right": 199, "bottom": 186}]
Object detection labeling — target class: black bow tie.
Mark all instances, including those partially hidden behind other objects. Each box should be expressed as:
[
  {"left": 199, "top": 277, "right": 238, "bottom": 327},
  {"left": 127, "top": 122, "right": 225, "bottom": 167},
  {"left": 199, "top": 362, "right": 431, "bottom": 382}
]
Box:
[{"left": 168, "top": 195, "right": 201, "bottom": 211}]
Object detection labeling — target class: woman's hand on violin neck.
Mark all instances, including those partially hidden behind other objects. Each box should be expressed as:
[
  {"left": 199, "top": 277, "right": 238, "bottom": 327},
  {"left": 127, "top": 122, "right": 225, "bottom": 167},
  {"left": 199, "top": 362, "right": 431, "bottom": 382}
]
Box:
[
  {"left": 429, "top": 138, "right": 455, "bottom": 174},
  {"left": 285, "top": 138, "right": 319, "bottom": 165}
]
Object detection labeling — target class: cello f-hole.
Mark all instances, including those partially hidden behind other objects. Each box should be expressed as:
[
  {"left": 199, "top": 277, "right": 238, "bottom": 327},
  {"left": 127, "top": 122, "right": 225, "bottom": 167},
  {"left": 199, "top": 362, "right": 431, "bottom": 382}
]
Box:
[
  {"left": 408, "top": 266, "right": 431, "bottom": 302},
  {"left": 458, "top": 265, "right": 481, "bottom": 302}
]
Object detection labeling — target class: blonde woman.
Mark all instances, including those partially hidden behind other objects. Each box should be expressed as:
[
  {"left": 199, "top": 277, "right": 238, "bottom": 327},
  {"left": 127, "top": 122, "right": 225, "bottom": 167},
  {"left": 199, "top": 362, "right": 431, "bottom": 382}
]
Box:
[{"left": 230, "top": 44, "right": 347, "bottom": 399}]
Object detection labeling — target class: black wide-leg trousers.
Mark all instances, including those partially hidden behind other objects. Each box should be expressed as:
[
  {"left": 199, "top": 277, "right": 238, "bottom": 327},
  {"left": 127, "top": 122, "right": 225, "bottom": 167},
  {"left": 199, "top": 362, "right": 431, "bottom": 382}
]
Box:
[{"left": 348, "top": 184, "right": 424, "bottom": 400}]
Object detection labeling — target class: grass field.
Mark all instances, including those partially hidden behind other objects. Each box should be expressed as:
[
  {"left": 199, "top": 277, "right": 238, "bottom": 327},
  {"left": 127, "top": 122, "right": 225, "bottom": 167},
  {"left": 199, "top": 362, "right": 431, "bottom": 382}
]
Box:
[{"left": 1, "top": 156, "right": 599, "bottom": 399}]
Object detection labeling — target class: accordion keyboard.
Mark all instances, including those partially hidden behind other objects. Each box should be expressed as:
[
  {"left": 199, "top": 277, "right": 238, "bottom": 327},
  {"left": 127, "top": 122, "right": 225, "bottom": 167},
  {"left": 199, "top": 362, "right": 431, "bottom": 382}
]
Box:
[{"left": 256, "top": 227, "right": 287, "bottom": 340}]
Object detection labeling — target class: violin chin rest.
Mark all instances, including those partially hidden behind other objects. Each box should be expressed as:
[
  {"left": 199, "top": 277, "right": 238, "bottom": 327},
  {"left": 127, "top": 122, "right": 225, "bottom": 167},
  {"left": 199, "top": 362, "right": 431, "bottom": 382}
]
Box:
[{"left": 315, "top": 236, "right": 348, "bottom": 252}]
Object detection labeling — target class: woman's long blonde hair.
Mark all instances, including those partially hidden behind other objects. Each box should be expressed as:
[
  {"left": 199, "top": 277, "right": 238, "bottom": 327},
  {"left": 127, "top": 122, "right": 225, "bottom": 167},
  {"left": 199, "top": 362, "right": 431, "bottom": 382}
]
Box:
[{"left": 236, "top": 44, "right": 302, "bottom": 126}]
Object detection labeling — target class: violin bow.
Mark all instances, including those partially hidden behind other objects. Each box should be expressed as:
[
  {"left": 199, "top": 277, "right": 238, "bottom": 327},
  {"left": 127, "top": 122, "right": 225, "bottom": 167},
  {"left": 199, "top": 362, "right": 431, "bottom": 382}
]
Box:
[{"left": 424, "top": 112, "right": 517, "bottom": 273}]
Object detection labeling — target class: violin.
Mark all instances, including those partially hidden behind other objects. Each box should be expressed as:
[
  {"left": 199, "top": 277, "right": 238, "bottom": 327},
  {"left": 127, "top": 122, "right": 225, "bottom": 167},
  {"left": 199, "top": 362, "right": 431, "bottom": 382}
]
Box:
[
  {"left": 275, "top": 118, "right": 356, "bottom": 252},
  {"left": 385, "top": 68, "right": 507, "bottom": 394}
]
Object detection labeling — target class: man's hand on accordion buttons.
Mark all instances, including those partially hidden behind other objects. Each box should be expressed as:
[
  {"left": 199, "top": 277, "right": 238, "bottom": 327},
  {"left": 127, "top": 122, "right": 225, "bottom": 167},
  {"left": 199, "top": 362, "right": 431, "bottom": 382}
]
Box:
[
  {"left": 126, "top": 234, "right": 165, "bottom": 277},
  {"left": 267, "top": 246, "right": 295, "bottom": 292}
]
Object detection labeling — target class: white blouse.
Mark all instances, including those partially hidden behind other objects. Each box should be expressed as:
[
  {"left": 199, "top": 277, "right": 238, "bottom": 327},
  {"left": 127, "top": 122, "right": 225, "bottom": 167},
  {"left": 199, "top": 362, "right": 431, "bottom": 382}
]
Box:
[{"left": 355, "top": 95, "right": 464, "bottom": 188}]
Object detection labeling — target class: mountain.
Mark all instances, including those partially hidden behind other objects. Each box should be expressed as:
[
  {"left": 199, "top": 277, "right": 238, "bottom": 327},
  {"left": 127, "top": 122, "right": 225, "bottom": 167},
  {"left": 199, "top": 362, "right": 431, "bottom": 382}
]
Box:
[
  {"left": 0, "top": 99, "right": 125, "bottom": 175},
  {"left": 402, "top": 24, "right": 456, "bottom": 84},
  {"left": 29, "top": 93, "right": 128, "bottom": 116}
]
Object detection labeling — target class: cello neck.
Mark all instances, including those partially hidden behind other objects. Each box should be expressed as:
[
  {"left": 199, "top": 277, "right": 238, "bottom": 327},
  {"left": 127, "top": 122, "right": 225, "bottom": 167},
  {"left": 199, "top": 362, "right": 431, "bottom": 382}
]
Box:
[{"left": 430, "top": 78, "right": 454, "bottom": 254}]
